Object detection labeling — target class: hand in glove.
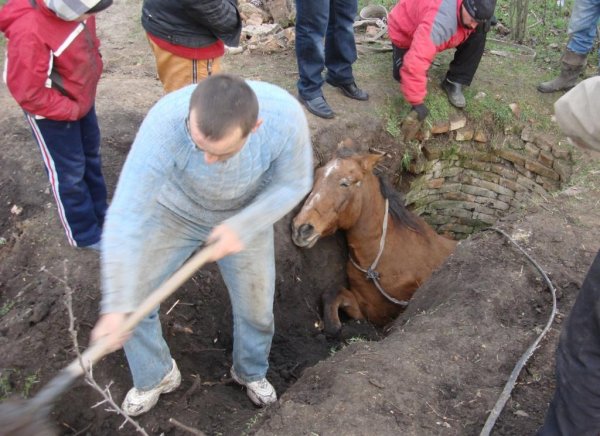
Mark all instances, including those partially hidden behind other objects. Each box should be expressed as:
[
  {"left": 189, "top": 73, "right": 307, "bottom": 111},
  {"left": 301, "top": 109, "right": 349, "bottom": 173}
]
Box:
[{"left": 400, "top": 104, "right": 429, "bottom": 142}]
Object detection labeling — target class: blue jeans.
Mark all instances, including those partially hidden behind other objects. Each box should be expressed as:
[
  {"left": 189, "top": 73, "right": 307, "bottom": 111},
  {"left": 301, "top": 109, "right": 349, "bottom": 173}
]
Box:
[
  {"left": 295, "top": 0, "right": 358, "bottom": 100},
  {"left": 566, "top": 0, "right": 600, "bottom": 61},
  {"left": 122, "top": 205, "right": 276, "bottom": 389},
  {"left": 25, "top": 107, "right": 107, "bottom": 247}
]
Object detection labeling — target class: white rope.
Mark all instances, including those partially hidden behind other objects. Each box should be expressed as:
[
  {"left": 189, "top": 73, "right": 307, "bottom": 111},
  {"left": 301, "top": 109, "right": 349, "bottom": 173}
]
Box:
[{"left": 350, "top": 199, "right": 409, "bottom": 307}]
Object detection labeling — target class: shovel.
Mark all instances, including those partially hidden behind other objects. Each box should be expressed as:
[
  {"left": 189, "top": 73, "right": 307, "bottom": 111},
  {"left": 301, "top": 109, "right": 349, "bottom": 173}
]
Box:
[{"left": 0, "top": 244, "right": 217, "bottom": 436}]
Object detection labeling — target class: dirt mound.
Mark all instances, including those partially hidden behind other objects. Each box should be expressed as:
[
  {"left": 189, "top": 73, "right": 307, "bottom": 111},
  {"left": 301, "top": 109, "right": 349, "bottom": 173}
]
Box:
[{"left": 253, "top": 194, "right": 600, "bottom": 435}]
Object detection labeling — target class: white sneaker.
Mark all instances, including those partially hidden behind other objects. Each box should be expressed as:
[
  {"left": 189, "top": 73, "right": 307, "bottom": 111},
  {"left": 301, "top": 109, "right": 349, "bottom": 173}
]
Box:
[
  {"left": 230, "top": 367, "right": 277, "bottom": 407},
  {"left": 122, "top": 359, "right": 181, "bottom": 416}
]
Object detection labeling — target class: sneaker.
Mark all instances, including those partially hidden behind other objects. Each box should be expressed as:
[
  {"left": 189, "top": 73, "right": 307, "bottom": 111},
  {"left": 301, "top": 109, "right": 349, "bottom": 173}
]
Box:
[
  {"left": 230, "top": 367, "right": 277, "bottom": 407},
  {"left": 122, "top": 359, "right": 181, "bottom": 416}
]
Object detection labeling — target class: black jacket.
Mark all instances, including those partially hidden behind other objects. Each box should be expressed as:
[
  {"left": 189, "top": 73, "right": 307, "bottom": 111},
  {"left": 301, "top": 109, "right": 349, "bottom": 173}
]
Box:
[{"left": 141, "top": 0, "right": 242, "bottom": 48}]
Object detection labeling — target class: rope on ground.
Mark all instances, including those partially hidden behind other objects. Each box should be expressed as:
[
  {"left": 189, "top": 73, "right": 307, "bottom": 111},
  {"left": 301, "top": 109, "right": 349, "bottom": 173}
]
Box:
[{"left": 479, "top": 227, "right": 558, "bottom": 436}]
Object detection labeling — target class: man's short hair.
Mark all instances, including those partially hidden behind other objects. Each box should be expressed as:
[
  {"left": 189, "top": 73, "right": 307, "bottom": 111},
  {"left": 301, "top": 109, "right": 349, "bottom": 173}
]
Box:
[{"left": 189, "top": 75, "right": 259, "bottom": 140}]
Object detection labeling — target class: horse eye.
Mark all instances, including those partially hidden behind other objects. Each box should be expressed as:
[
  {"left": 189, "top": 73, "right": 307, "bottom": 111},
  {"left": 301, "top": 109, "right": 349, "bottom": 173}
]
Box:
[{"left": 340, "top": 180, "right": 350, "bottom": 188}]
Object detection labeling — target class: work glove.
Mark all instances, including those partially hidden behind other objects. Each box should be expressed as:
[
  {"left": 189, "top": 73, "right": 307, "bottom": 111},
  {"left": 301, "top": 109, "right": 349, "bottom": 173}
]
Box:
[{"left": 400, "top": 104, "right": 429, "bottom": 142}]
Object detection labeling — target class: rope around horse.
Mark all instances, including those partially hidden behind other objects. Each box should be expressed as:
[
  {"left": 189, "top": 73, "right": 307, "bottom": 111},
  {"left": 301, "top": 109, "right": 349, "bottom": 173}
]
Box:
[{"left": 349, "top": 199, "right": 409, "bottom": 308}]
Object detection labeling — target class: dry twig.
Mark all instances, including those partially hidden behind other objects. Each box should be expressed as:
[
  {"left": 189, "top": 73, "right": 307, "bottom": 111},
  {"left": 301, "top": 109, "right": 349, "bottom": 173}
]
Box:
[{"left": 57, "top": 261, "right": 149, "bottom": 436}]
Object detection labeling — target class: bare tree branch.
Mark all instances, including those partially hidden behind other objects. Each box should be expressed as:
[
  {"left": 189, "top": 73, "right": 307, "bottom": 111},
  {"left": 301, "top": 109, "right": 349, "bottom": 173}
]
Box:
[{"left": 55, "top": 261, "right": 149, "bottom": 436}]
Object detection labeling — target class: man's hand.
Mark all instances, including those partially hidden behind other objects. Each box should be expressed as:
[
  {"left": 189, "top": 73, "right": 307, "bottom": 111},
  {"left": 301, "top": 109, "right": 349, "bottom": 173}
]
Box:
[
  {"left": 90, "top": 313, "right": 131, "bottom": 352},
  {"left": 401, "top": 104, "right": 429, "bottom": 142},
  {"left": 206, "top": 223, "right": 244, "bottom": 262}
]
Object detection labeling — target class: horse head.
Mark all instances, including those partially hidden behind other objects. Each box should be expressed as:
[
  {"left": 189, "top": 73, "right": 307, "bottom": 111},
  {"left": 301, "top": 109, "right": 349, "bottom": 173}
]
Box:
[{"left": 292, "top": 142, "right": 383, "bottom": 248}]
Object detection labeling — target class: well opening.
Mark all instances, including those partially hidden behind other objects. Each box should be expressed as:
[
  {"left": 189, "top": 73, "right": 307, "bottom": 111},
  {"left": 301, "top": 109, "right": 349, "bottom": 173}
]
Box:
[{"left": 404, "top": 123, "right": 574, "bottom": 239}]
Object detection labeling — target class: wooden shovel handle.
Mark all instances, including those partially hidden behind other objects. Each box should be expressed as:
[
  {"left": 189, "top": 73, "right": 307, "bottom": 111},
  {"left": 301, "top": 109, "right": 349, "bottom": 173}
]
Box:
[{"left": 29, "top": 244, "right": 217, "bottom": 410}]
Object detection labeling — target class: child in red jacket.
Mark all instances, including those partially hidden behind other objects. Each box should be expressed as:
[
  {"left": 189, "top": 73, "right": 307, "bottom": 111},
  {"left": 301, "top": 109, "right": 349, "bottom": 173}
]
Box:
[{"left": 0, "top": 0, "right": 112, "bottom": 250}]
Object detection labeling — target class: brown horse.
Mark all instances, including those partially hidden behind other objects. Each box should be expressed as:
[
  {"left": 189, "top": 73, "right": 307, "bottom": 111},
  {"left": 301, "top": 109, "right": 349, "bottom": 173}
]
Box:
[{"left": 291, "top": 144, "right": 457, "bottom": 335}]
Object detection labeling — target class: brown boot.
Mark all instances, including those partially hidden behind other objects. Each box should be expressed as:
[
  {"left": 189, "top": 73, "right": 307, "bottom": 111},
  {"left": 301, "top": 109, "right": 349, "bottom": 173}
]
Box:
[{"left": 538, "top": 50, "right": 587, "bottom": 93}]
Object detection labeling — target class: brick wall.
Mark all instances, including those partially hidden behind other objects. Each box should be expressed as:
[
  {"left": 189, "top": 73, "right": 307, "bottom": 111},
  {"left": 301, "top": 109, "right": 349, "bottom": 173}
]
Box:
[{"left": 405, "top": 126, "right": 573, "bottom": 239}]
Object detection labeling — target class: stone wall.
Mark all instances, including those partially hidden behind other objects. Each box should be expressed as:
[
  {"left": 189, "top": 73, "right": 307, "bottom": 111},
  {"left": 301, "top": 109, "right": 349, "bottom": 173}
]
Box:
[{"left": 405, "top": 125, "right": 574, "bottom": 239}]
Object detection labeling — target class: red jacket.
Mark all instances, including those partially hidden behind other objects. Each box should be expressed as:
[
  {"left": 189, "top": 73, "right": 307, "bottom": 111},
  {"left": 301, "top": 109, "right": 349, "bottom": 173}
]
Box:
[
  {"left": 0, "top": 0, "right": 103, "bottom": 120},
  {"left": 388, "top": 0, "right": 475, "bottom": 105}
]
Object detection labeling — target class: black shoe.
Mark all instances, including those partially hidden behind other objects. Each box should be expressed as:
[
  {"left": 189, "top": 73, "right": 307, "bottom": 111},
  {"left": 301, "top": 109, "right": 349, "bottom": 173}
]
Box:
[
  {"left": 298, "top": 95, "right": 335, "bottom": 119},
  {"left": 326, "top": 79, "right": 369, "bottom": 101},
  {"left": 441, "top": 78, "right": 466, "bottom": 108}
]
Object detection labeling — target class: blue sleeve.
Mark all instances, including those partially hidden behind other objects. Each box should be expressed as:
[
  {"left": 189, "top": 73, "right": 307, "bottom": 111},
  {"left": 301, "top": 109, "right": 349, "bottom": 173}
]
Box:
[{"left": 100, "top": 113, "right": 179, "bottom": 313}]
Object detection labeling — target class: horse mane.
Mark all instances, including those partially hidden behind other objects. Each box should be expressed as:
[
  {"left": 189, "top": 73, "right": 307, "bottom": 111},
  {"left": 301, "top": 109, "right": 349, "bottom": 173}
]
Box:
[
  {"left": 333, "top": 146, "right": 422, "bottom": 233},
  {"left": 377, "top": 174, "right": 422, "bottom": 233}
]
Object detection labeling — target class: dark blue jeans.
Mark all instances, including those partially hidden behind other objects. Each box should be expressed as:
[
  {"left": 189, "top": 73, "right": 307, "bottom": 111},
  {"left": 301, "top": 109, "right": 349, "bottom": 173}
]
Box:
[
  {"left": 295, "top": 0, "right": 358, "bottom": 100},
  {"left": 25, "top": 106, "right": 108, "bottom": 247}
]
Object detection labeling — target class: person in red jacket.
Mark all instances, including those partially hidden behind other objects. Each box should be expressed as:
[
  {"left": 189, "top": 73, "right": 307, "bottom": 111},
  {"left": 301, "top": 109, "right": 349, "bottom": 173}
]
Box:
[
  {"left": 388, "top": 0, "right": 496, "bottom": 140},
  {"left": 0, "top": 0, "right": 112, "bottom": 250}
]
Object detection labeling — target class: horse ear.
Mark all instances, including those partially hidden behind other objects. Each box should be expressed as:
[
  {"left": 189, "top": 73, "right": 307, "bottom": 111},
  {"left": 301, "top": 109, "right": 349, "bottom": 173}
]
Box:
[{"left": 360, "top": 153, "right": 383, "bottom": 172}]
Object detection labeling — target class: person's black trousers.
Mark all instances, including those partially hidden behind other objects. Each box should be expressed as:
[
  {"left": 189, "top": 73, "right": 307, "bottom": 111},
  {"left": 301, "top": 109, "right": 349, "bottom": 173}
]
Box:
[
  {"left": 538, "top": 250, "right": 600, "bottom": 435},
  {"left": 392, "top": 26, "right": 487, "bottom": 86}
]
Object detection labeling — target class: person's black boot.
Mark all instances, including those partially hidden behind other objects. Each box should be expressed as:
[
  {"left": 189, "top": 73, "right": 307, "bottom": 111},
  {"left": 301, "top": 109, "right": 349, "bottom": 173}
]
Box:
[
  {"left": 441, "top": 78, "right": 466, "bottom": 108},
  {"left": 298, "top": 95, "right": 335, "bottom": 119}
]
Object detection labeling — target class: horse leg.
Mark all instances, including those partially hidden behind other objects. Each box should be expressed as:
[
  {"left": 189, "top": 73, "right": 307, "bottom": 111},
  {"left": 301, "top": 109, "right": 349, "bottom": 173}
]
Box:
[{"left": 322, "top": 287, "right": 364, "bottom": 336}]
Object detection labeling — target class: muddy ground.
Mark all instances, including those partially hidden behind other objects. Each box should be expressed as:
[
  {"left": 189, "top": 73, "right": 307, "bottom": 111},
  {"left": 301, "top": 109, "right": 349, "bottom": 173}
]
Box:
[{"left": 1, "top": 1, "right": 600, "bottom": 435}]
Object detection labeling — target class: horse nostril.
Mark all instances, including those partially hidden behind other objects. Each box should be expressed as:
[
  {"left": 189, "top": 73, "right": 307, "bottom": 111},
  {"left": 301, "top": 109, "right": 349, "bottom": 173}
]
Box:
[{"left": 299, "top": 223, "right": 314, "bottom": 239}]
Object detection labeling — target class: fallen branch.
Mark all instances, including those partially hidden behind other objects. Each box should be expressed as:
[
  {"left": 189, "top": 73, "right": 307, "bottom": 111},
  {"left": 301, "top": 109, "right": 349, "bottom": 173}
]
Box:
[{"left": 56, "top": 262, "right": 149, "bottom": 436}]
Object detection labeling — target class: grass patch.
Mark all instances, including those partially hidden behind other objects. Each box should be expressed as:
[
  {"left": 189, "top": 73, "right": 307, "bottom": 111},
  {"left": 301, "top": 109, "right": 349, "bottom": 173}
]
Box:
[
  {"left": 401, "top": 150, "right": 412, "bottom": 171},
  {"left": 377, "top": 94, "right": 407, "bottom": 138},
  {"left": 463, "top": 89, "right": 514, "bottom": 131},
  {"left": 242, "top": 411, "right": 264, "bottom": 435},
  {"left": 0, "top": 300, "right": 14, "bottom": 317},
  {"left": 423, "top": 86, "right": 452, "bottom": 123},
  {"left": 22, "top": 372, "right": 39, "bottom": 397},
  {"left": 0, "top": 372, "right": 11, "bottom": 400},
  {"left": 0, "top": 369, "right": 39, "bottom": 400}
]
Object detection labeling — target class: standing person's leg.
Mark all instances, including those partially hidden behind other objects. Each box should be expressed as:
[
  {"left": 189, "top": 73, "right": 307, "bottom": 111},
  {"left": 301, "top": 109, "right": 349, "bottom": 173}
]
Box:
[
  {"left": 79, "top": 106, "right": 108, "bottom": 228},
  {"left": 325, "top": 0, "right": 368, "bottom": 100},
  {"left": 325, "top": 0, "right": 357, "bottom": 84},
  {"left": 147, "top": 37, "right": 223, "bottom": 93},
  {"left": 295, "top": 0, "right": 329, "bottom": 100},
  {"left": 537, "top": 251, "right": 600, "bottom": 435},
  {"left": 120, "top": 208, "right": 211, "bottom": 415},
  {"left": 25, "top": 114, "right": 103, "bottom": 248},
  {"left": 217, "top": 226, "right": 277, "bottom": 405},
  {"left": 446, "top": 29, "right": 486, "bottom": 86},
  {"left": 442, "top": 28, "right": 486, "bottom": 108},
  {"left": 538, "top": 0, "right": 600, "bottom": 92},
  {"left": 295, "top": 0, "right": 336, "bottom": 118},
  {"left": 566, "top": 0, "right": 600, "bottom": 56}
]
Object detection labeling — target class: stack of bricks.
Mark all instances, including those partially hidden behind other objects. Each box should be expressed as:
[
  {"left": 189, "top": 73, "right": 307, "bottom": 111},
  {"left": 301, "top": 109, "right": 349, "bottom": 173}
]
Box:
[{"left": 405, "top": 125, "right": 573, "bottom": 239}]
